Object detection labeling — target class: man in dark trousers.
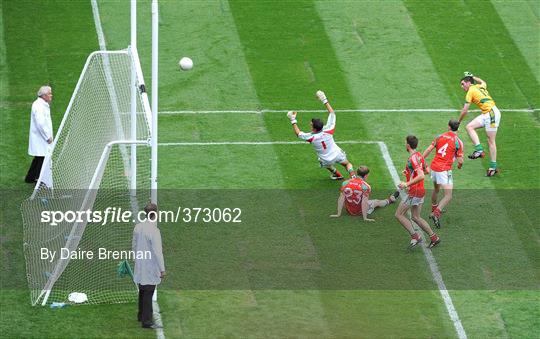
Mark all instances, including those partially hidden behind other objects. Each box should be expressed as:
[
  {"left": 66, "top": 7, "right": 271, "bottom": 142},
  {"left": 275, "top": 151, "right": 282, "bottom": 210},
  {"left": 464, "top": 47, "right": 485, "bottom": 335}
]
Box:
[
  {"left": 132, "top": 203, "right": 165, "bottom": 329},
  {"left": 26, "top": 85, "right": 54, "bottom": 183}
]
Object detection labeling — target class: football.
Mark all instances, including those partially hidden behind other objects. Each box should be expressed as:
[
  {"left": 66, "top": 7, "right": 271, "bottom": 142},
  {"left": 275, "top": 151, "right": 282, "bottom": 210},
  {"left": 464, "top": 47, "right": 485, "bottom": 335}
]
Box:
[{"left": 179, "top": 57, "right": 193, "bottom": 71}]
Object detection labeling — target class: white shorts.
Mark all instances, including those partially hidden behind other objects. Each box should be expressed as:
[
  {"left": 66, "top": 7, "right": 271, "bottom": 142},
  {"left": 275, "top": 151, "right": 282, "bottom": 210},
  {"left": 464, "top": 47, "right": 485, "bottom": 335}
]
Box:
[
  {"left": 318, "top": 149, "right": 348, "bottom": 167},
  {"left": 431, "top": 170, "right": 453, "bottom": 185},
  {"left": 471, "top": 106, "right": 501, "bottom": 132},
  {"left": 366, "top": 200, "right": 375, "bottom": 215},
  {"left": 401, "top": 194, "right": 424, "bottom": 206}
]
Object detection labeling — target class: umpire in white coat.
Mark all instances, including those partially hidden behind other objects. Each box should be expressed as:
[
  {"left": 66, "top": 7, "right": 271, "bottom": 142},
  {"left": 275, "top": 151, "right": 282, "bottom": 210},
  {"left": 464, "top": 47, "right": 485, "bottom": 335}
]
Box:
[
  {"left": 133, "top": 203, "right": 166, "bottom": 329},
  {"left": 25, "top": 85, "right": 54, "bottom": 183}
]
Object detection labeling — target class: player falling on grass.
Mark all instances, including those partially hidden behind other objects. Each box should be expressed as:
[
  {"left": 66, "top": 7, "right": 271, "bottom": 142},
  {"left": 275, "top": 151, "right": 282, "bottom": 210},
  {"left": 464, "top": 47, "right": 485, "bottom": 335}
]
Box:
[
  {"left": 330, "top": 165, "right": 399, "bottom": 221},
  {"left": 395, "top": 135, "right": 440, "bottom": 249},
  {"left": 422, "top": 119, "right": 464, "bottom": 228},
  {"left": 287, "top": 90, "right": 355, "bottom": 180},
  {"left": 458, "top": 71, "right": 501, "bottom": 177}
]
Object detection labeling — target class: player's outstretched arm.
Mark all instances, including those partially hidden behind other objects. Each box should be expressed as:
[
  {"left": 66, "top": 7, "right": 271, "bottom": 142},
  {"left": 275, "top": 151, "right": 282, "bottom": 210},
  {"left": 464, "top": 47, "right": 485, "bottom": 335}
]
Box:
[
  {"left": 316, "top": 90, "right": 335, "bottom": 114},
  {"left": 330, "top": 193, "right": 345, "bottom": 217},
  {"left": 458, "top": 103, "right": 470, "bottom": 123},
  {"left": 464, "top": 71, "right": 487, "bottom": 88},
  {"left": 316, "top": 90, "right": 337, "bottom": 132},
  {"left": 287, "top": 111, "right": 301, "bottom": 136},
  {"left": 473, "top": 76, "right": 486, "bottom": 87},
  {"left": 422, "top": 144, "right": 435, "bottom": 159}
]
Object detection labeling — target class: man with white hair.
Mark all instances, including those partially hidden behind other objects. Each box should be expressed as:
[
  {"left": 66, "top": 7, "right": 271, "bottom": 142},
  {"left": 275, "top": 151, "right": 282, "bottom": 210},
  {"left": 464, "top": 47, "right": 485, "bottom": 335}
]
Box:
[{"left": 25, "top": 85, "right": 53, "bottom": 183}]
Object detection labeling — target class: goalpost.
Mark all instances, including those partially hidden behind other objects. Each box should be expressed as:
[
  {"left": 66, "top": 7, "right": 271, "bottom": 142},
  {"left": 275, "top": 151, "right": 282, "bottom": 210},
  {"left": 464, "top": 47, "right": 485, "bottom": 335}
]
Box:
[{"left": 21, "top": 0, "right": 159, "bottom": 306}]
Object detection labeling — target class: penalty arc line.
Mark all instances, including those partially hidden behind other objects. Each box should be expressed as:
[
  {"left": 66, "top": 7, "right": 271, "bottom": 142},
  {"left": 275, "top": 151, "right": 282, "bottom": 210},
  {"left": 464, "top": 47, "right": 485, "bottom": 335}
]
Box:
[
  {"left": 90, "top": 1, "right": 165, "bottom": 338},
  {"left": 160, "top": 139, "right": 468, "bottom": 339}
]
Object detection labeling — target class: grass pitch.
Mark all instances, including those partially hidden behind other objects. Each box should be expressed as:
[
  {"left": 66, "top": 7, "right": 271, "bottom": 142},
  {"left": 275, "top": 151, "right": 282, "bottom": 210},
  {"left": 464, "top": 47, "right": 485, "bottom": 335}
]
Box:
[{"left": 1, "top": 0, "right": 539, "bottom": 338}]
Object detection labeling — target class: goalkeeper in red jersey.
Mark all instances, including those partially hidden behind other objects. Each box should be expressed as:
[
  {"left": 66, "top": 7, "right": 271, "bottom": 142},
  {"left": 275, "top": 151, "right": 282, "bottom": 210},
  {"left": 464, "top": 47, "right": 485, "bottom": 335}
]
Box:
[{"left": 422, "top": 119, "right": 464, "bottom": 228}]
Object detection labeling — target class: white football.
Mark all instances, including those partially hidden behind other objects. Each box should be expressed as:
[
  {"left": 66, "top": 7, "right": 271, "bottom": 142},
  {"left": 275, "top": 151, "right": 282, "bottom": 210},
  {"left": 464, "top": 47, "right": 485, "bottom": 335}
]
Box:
[{"left": 179, "top": 57, "right": 193, "bottom": 71}]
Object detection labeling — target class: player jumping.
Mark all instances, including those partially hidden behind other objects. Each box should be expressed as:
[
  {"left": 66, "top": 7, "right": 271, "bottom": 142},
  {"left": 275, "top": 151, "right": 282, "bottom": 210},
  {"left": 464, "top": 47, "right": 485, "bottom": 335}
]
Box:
[
  {"left": 395, "top": 135, "right": 440, "bottom": 249},
  {"left": 287, "top": 90, "right": 355, "bottom": 180},
  {"left": 422, "top": 119, "right": 464, "bottom": 228},
  {"left": 329, "top": 165, "right": 399, "bottom": 221},
  {"left": 458, "top": 72, "right": 501, "bottom": 177}
]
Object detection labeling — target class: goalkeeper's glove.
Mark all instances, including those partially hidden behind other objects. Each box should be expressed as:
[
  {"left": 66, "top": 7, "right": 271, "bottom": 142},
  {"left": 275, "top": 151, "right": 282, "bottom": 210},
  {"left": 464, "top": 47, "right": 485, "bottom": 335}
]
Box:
[
  {"left": 287, "top": 111, "right": 297, "bottom": 124},
  {"left": 463, "top": 71, "right": 474, "bottom": 77},
  {"left": 316, "top": 90, "right": 328, "bottom": 104}
]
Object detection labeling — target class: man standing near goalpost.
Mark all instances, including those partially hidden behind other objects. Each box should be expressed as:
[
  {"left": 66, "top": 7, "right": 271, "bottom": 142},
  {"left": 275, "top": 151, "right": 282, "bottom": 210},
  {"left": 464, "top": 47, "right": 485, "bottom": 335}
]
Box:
[
  {"left": 422, "top": 119, "right": 464, "bottom": 228},
  {"left": 133, "top": 203, "right": 165, "bottom": 329},
  {"left": 25, "top": 85, "right": 53, "bottom": 183},
  {"left": 458, "top": 71, "right": 501, "bottom": 177},
  {"left": 287, "top": 90, "right": 355, "bottom": 180}
]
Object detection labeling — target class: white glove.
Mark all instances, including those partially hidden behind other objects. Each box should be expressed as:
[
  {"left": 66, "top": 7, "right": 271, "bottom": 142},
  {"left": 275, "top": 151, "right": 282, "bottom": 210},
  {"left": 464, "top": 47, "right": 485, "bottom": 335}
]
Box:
[
  {"left": 464, "top": 71, "right": 474, "bottom": 77},
  {"left": 287, "top": 111, "right": 297, "bottom": 124},
  {"left": 316, "top": 90, "right": 328, "bottom": 104}
]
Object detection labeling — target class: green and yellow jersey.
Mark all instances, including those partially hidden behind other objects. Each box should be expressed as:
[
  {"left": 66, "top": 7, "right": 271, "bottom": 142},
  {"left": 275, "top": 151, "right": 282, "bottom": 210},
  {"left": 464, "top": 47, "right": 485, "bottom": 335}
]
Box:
[{"left": 465, "top": 84, "right": 496, "bottom": 114}]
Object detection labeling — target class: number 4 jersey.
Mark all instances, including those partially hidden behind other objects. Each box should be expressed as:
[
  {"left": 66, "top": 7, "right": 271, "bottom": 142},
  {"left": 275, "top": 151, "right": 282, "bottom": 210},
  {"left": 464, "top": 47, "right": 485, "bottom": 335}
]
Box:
[{"left": 430, "top": 131, "right": 464, "bottom": 172}]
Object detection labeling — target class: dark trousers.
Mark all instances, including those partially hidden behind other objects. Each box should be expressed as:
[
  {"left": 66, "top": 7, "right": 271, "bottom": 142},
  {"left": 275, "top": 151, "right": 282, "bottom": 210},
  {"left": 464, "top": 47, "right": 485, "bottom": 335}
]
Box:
[
  {"left": 25, "top": 156, "right": 44, "bottom": 183},
  {"left": 138, "top": 284, "right": 156, "bottom": 327}
]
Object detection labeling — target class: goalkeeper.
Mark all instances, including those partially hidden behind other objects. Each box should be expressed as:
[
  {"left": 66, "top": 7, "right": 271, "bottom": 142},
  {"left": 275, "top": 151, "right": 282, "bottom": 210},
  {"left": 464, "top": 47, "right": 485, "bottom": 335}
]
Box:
[{"left": 287, "top": 90, "right": 355, "bottom": 180}]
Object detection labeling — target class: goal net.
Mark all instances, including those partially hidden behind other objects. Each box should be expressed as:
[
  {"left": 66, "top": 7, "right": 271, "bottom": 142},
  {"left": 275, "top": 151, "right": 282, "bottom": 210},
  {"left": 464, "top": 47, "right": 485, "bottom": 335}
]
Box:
[{"left": 21, "top": 49, "right": 153, "bottom": 305}]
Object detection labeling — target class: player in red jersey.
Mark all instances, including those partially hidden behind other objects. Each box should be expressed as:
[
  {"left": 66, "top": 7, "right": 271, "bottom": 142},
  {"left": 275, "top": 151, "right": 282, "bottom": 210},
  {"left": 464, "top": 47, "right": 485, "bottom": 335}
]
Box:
[
  {"left": 422, "top": 119, "right": 464, "bottom": 228},
  {"left": 395, "top": 135, "right": 440, "bottom": 249},
  {"left": 330, "top": 166, "right": 399, "bottom": 221}
]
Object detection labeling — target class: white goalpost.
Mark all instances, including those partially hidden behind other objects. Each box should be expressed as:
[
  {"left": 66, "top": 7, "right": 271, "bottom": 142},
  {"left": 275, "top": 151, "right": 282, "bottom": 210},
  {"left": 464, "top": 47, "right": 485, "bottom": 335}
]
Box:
[{"left": 21, "top": 0, "right": 158, "bottom": 306}]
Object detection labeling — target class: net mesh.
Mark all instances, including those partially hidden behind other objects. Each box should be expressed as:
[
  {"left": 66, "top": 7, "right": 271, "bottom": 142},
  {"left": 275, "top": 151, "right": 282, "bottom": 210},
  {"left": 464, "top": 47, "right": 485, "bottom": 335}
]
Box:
[{"left": 21, "top": 50, "right": 152, "bottom": 305}]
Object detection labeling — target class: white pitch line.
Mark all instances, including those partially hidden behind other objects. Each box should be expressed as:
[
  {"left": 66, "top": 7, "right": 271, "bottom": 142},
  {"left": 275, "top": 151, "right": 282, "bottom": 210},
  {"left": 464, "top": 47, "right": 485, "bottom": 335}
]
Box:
[
  {"left": 377, "top": 141, "right": 468, "bottom": 339},
  {"left": 159, "top": 108, "right": 538, "bottom": 114},
  {"left": 159, "top": 138, "right": 468, "bottom": 338},
  {"left": 159, "top": 140, "right": 379, "bottom": 146}
]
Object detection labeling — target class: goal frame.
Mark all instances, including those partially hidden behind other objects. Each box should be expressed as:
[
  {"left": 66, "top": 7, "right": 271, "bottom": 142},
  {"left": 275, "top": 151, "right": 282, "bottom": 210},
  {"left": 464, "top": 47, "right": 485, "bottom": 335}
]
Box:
[{"left": 26, "top": 0, "right": 159, "bottom": 307}]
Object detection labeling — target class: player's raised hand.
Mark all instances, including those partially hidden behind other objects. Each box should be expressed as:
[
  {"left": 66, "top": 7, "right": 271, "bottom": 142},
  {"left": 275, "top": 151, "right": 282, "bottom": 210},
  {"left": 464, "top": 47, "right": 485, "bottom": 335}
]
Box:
[
  {"left": 464, "top": 71, "right": 474, "bottom": 77},
  {"left": 287, "top": 111, "right": 297, "bottom": 124},
  {"left": 316, "top": 90, "right": 328, "bottom": 104}
]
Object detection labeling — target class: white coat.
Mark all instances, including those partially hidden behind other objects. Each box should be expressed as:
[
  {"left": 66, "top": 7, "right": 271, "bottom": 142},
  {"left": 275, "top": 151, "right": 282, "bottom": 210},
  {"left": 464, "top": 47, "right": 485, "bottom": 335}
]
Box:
[
  {"left": 28, "top": 97, "right": 53, "bottom": 156},
  {"left": 132, "top": 221, "right": 165, "bottom": 286}
]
